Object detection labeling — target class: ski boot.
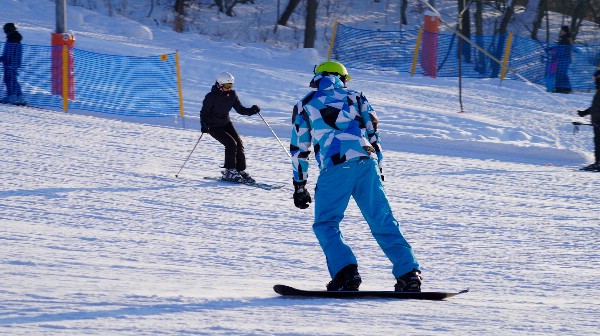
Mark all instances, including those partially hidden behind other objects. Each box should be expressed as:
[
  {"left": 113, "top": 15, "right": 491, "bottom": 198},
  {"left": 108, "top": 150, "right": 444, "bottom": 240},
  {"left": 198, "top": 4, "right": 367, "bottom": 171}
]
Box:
[
  {"left": 394, "top": 270, "right": 422, "bottom": 292},
  {"left": 238, "top": 170, "right": 255, "bottom": 183},
  {"left": 326, "top": 264, "right": 362, "bottom": 291},
  {"left": 581, "top": 162, "right": 600, "bottom": 172},
  {"left": 221, "top": 168, "right": 244, "bottom": 182}
]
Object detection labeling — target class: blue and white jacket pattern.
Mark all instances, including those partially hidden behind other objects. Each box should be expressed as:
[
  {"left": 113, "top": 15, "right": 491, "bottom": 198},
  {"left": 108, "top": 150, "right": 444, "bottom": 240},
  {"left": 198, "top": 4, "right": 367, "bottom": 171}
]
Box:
[{"left": 291, "top": 73, "right": 383, "bottom": 182}]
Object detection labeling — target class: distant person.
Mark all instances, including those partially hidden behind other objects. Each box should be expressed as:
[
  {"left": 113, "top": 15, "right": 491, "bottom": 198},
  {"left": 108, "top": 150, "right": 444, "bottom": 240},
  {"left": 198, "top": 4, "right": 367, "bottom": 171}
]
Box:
[
  {"left": 290, "top": 61, "right": 422, "bottom": 292},
  {"left": 577, "top": 82, "right": 600, "bottom": 171},
  {"left": 200, "top": 72, "right": 260, "bottom": 183},
  {"left": 593, "top": 64, "right": 600, "bottom": 91},
  {"left": 554, "top": 25, "right": 573, "bottom": 94},
  {"left": 0, "top": 22, "right": 25, "bottom": 105}
]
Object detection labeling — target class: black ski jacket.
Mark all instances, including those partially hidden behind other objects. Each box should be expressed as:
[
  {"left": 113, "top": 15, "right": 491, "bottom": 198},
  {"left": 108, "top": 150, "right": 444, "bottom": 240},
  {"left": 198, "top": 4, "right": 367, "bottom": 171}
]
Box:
[
  {"left": 581, "top": 90, "right": 600, "bottom": 125},
  {"left": 200, "top": 84, "right": 255, "bottom": 129},
  {"left": 1, "top": 30, "right": 22, "bottom": 68}
]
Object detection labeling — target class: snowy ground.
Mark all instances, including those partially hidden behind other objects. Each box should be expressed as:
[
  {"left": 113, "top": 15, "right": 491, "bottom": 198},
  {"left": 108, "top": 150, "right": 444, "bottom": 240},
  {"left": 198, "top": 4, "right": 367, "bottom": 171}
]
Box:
[{"left": 1, "top": 1, "right": 600, "bottom": 335}]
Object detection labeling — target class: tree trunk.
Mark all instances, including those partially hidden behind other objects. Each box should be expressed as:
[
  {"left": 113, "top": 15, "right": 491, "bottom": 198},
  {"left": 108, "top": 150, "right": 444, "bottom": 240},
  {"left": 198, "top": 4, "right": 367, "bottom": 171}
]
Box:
[
  {"left": 174, "top": 0, "right": 185, "bottom": 32},
  {"left": 531, "top": 0, "right": 547, "bottom": 41},
  {"left": 492, "top": 0, "right": 515, "bottom": 77},
  {"left": 570, "top": 0, "right": 588, "bottom": 40},
  {"left": 400, "top": 0, "right": 408, "bottom": 25},
  {"left": 474, "top": 0, "right": 486, "bottom": 73},
  {"left": 304, "top": 0, "right": 317, "bottom": 48},
  {"left": 278, "top": 0, "right": 301, "bottom": 26}
]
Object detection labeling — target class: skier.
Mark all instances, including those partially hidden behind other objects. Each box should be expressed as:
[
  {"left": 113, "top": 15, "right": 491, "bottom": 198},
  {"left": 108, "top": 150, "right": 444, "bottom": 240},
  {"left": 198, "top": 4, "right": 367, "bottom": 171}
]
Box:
[
  {"left": 290, "top": 61, "right": 422, "bottom": 292},
  {"left": 577, "top": 88, "right": 600, "bottom": 171},
  {"left": 593, "top": 64, "right": 600, "bottom": 91},
  {"left": 0, "top": 22, "right": 25, "bottom": 105},
  {"left": 200, "top": 72, "right": 260, "bottom": 182}
]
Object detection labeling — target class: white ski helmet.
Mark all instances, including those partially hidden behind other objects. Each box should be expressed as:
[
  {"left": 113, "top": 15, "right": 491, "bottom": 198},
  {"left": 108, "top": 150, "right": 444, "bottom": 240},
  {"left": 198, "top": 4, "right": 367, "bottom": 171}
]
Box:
[{"left": 216, "top": 72, "right": 235, "bottom": 86}]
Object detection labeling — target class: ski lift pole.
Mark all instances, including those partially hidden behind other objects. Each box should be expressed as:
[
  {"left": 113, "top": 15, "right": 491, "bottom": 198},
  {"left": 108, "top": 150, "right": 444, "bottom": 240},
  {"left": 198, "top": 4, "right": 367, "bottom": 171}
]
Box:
[
  {"left": 258, "top": 112, "right": 291, "bottom": 157},
  {"left": 175, "top": 133, "right": 204, "bottom": 178}
]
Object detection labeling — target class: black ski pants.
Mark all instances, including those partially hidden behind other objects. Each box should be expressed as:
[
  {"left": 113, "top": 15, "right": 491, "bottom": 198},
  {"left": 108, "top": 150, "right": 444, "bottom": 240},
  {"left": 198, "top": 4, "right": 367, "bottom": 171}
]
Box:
[
  {"left": 594, "top": 125, "right": 600, "bottom": 163},
  {"left": 208, "top": 122, "right": 246, "bottom": 171}
]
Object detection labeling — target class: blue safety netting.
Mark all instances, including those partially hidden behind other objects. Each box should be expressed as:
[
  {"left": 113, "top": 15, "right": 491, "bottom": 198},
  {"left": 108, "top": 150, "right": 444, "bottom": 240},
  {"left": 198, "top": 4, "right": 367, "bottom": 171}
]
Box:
[
  {"left": 331, "top": 23, "right": 599, "bottom": 92},
  {"left": 0, "top": 42, "right": 180, "bottom": 117}
]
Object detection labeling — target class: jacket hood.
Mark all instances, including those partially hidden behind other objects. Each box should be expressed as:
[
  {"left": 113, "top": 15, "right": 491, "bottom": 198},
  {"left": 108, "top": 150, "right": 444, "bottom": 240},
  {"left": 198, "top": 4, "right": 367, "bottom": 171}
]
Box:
[{"left": 309, "top": 73, "right": 346, "bottom": 90}]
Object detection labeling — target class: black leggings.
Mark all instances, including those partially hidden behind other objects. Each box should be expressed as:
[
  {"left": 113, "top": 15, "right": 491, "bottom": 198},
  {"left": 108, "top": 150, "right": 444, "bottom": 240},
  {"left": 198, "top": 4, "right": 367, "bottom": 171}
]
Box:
[{"left": 208, "top": 122, "right": 246, "bottom": 171}]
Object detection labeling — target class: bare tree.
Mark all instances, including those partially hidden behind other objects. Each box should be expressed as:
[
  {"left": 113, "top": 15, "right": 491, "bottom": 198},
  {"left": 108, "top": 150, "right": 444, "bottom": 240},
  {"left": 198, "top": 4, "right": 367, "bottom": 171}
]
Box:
[
  {"left": 174, "top": 0, "right": 185, "bottom": 32},
  {"left": 491, "top": 0, "right": 516, "bottom": 77},
  {"left": 570, "top": 0, "right": 589, "bottom": 40},
  {"left": 304, "top": 0, "right": 317, "bottom": 48},
  {"left": 278, "top": 0, "right": 301, "bottom": 26},
  {"left": 400, "top": 0, "right": 408, "bottom": 25}
]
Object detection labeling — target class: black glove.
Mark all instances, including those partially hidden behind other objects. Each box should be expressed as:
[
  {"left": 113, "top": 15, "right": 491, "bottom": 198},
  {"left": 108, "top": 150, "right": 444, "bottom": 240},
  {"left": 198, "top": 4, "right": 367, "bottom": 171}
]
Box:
[
  {"left": 201, "top": 125, "right": 209, "bottom": 133},
  {"left": 293, "top": 180, "right": 312, "bottom": 209},
  {"left": 380, "top": 168, "right": 384, "bottom": 182},
  {"left": 577, "top": 110, "right": 587, "bottom": 117},
  {"left": 250, "top": 105, "right": 260, "bottom": 115}
]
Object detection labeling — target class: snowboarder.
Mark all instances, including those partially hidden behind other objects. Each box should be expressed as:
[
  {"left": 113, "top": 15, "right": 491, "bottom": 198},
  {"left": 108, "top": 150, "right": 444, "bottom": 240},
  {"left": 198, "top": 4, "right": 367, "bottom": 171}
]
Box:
[
  {"left": 290, "top": 61, "right": 422, "bottom": 292},
  {"left": 200, "top": 72, "right": 260, "bottom": 183},
  {"left": 0, "top": 22, "right": 25, "bottom": 105},
  {"left": 577, "top": 88, "right": 600, "bottom": 171}
]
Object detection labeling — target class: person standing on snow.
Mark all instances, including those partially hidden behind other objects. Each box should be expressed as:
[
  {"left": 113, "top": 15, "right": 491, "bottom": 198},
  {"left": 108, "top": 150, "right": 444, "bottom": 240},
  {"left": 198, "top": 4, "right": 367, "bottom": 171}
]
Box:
[
  {"left": 577, "top": 87, "right": 600, "bottom": 171},
  {"left": 554, "top": 25, "right": 573, "bottom": 94},
  {"left": 200, "top": 72, "right": 260, "bottom": 183},
  {"left": 290, "top": 61, "right": 422, "bottom": 292},
  {"left": 0, "top": 23, "right": 25, "bottom": 105}
]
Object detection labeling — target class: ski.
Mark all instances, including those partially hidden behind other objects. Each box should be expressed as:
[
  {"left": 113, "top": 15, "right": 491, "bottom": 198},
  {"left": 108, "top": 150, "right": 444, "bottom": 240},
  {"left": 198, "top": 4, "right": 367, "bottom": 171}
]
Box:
[
  {"left": 273, "top": 284, "right": 468, "bottom": 301},
  {"left": 203, "top": 176, "right": 284, "bottom": 190}
]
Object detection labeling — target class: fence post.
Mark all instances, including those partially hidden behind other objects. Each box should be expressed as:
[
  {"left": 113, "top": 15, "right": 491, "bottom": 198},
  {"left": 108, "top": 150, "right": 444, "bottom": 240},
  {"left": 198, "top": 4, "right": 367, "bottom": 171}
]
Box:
[
  {"left": 500, "top": 32, "right": 514, "bottom": 80},
  {"left": 61, "top": 43, "right": 69, "bottom": 110},
  {"left": 422, "top": 11, "right": 439, "bottom": 78},
  {"left": 411, "top": 28, "right": 423, "bottom": 76},
  {"left": 175, "top": 51, "right": 184, "bottom": 118},
  {"left": 327, "top": 20, "right": 338, "bottom": 61}
]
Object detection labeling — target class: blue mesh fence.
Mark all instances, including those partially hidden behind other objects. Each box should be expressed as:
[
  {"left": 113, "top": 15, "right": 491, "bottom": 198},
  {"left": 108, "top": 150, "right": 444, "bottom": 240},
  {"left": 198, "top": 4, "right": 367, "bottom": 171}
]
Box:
[
  {"left": 332, "top": 23, "right": 599, "bottom": 92},
  {"left": 0, "top": 41, "right": 180, "bottom": 117}
]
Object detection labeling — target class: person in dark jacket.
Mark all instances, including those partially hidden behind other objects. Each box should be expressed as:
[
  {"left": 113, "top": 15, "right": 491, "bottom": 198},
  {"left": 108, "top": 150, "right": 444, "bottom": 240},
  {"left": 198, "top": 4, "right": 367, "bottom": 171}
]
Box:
[
  {"left": 0, "top": 22, "right": 25, "bottom": 105},
  {"left": 200, "top": 72, "right": 260, "bottom": 183},
  {"left": 577, "top": 90, "right": 600, "bottom": 171},
  {"left": 554, "top": 25, "right": 573, "bottom": 94}
]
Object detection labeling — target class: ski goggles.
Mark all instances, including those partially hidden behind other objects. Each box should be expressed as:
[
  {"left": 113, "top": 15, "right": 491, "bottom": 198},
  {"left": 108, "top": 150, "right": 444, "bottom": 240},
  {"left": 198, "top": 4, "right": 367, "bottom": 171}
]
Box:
[{"left": 221, "top": 83, "right": 233, "bottom": 89}]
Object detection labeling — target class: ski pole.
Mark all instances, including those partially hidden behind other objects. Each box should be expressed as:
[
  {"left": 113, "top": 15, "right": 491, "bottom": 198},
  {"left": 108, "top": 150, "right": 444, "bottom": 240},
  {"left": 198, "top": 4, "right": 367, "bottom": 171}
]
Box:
[
  {"left": 175, "top": 133, "right": 204, "bottom": 178},
  {"left": 257, "top": 112, "right": 291, "bottom": 157}
]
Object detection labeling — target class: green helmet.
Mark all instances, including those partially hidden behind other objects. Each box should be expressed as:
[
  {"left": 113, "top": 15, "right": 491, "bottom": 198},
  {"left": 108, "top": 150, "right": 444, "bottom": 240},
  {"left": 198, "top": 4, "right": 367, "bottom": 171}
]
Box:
[{"left": 314, "top": 61, "right": 351, "bottom": 82}]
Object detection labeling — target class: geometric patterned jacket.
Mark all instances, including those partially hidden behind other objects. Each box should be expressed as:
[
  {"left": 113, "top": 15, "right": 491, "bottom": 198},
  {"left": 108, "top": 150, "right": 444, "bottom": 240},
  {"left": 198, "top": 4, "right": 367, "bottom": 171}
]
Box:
[{"left": 291, "top": 73, "right": 383, "bottom": 183}]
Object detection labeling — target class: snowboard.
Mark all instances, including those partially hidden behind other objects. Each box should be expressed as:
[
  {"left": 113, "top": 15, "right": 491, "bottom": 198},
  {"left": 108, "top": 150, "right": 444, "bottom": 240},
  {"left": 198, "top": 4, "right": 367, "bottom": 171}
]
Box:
[
  {"left": 203, "top": 176, "right": 284, "bottom": 190},
  {"left": 273, "top": 284, "right": 468, "bottom": 301}
]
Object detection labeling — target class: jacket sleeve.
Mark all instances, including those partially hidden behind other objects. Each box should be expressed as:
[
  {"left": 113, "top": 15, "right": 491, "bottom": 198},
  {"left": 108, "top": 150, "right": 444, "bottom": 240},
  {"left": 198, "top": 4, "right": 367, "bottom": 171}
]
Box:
[
  {"left": 231, "top": 91, "right": 254, "bottom": 116},
  {"left": 358, "top": 93, "right": 383, "bottom": 169},
  {"left": 291, "top": 101, "right": 312, "bottom": 183},
  {"left": 199, "top": 93, "right": 214, "bottom": 127}
]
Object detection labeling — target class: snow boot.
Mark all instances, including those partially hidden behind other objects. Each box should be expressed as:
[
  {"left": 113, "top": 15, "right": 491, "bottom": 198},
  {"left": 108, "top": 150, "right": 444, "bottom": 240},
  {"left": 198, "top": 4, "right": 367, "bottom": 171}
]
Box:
[
  {"left": 326, "top": 264, "right": 362, "bottom": 291},
  {"left": 394, "top": 270, "right": 422, "bottom": 292},
  {"left": 581, "top": 162, "right": 600, "bottom": 171},
  {"left": 221, "top": 168, "right": 244, "bottom": 182},
  {"left": 238, "top": 170, "right": 255, "bottom": 183}
]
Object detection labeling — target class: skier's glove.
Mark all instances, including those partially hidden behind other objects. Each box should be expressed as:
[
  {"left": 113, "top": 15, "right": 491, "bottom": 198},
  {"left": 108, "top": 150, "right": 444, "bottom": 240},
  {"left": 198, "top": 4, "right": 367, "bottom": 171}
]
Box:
[
  {"left": 201, "top": 125, "right": 209, "bottom": 133},
  {"left": 293, "top": 180, "right": 312, "bottom": 209},
  {"left": 251, "top": 105, "right": 261, "bottom": 115},
  {"left": 577, "top": 110, "right": 587, "bottom": 117}
]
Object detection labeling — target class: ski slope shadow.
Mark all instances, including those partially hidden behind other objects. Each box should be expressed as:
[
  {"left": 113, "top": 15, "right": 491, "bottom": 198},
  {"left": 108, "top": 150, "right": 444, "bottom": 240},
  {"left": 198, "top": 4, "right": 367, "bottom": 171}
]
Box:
[{"left": 0, "top": 296, "right": 329, "bottom": 325}]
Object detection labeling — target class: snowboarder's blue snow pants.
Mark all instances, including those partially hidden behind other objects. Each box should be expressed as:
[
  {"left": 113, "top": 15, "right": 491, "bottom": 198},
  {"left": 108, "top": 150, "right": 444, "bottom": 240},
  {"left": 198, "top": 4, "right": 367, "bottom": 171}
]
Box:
[{"left": 313, "top": 158, "right": 420, "bottom": 279}]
